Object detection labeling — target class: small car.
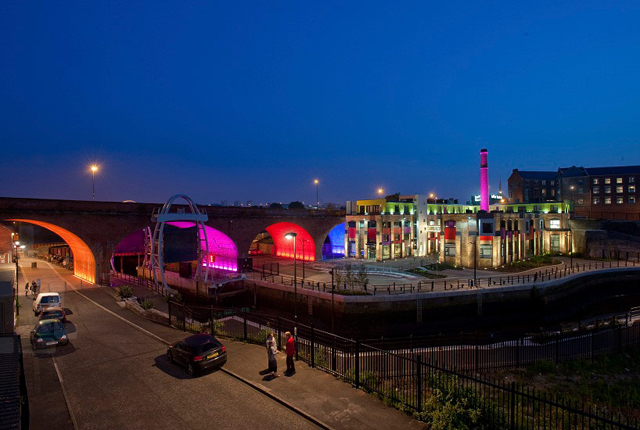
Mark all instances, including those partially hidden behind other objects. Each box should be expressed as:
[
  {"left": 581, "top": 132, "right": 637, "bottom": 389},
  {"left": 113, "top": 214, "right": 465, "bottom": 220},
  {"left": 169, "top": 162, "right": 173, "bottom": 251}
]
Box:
[
  {"left": 33, "top": 292, "right": 62, "bottom": 315},
  {"left": 167, "top": 333, "right": 227, "bottom": 376},
  {"left": 39, "top": 307, "right": 67, "bottom": 323},
  {"left": 31, "top": 319, "right": 69, "bottom": 349}
]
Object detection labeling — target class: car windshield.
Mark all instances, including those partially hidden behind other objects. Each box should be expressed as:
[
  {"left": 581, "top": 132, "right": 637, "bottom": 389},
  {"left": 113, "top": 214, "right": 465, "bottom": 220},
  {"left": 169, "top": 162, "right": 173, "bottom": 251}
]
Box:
[
  {"left": 195, "top": 341, "right": 219, "bottom": 355},
  {"left": 41, "top": 296, "right": 60, "bottom": 304},
  {"left": 38, "top": 322, "right": 65, "bottom": 336}
]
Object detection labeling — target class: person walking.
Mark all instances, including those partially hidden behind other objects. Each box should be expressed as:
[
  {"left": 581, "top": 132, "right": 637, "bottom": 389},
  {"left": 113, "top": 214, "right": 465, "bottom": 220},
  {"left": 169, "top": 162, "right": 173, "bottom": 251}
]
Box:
[
  {"left": 285, "top": 331, "right": 295, "bottom": 375},
  {"left": 30, "top": 281, "right": 37, "bottom": 298},
  {"left": 266, "top": 333, "right": 279, "bottom": 378},
  {"left": 25, "top": 282, "right": 29, "bottom": 297}
]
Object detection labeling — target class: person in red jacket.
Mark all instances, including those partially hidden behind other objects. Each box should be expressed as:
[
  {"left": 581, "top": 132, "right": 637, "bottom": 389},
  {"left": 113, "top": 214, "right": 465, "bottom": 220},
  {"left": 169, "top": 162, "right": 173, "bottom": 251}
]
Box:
[{"left": 285, "top": 331, "right": 295, "bottom": 374}]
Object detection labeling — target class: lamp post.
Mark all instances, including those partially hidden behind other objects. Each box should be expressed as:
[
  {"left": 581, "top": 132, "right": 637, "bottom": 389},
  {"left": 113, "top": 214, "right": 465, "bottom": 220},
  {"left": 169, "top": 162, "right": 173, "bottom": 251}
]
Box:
[
  {"left": 90, "top": 164, "right": 99, "bottom": 201},
  {"left": 377, "top": 188, "right": 384, "bottom": 197},
  {"left": 301, "top": 238, "right": 309, "bottom": 284},
  {"left": 314, "top": 179, "right": 319, "bottom": 208},
  {"left": 285, "top": 232, "right": 298, "bottom": 326}
]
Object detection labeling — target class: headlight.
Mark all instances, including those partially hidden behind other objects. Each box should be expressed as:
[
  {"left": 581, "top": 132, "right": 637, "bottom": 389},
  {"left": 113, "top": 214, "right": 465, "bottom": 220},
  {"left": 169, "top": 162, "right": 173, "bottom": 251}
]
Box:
[
  {"left": 61, "top": 334, "right": 67, "bottom": 339},
  {"left": 36, "top": 338, "right": 43, "bottom": 342}
]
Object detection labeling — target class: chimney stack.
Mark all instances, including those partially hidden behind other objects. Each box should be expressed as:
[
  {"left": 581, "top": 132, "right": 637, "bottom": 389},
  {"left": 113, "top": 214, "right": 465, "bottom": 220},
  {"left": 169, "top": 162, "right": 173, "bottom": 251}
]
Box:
[{"left": 480, "top": 149, "right": 489, "bottom": 211}]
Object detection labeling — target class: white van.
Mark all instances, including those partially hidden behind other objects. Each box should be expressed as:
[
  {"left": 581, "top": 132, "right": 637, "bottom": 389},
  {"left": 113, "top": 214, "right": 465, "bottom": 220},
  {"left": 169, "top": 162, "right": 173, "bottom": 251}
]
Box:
[{"left": 33, "top": 293, "right": 62, "bottom": 315}]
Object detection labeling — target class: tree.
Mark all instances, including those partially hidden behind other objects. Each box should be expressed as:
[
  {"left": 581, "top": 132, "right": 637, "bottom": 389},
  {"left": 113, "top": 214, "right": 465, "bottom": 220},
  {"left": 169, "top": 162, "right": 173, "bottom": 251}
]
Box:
[
  {"left": 356, "top": 264, "right": 369, "bottom": 290},
  {"left": 344, "top": 262, "right": 355, "bottom": 289},
  {"left": 332, "top": 268, "right": 343, "bottom": 291},
  {"left": 269, "top": 202, "right": 283, "bottom": 209},
  {"left": 288, "top": 201, "right": 305, "bottom": 209}
]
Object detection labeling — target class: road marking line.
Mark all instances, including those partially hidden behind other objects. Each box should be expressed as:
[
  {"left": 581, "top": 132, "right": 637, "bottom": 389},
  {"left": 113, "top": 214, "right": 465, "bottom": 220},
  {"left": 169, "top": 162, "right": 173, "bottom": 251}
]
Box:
[{"left": 52, "top": 356, "right": 79, "bottom": 430}]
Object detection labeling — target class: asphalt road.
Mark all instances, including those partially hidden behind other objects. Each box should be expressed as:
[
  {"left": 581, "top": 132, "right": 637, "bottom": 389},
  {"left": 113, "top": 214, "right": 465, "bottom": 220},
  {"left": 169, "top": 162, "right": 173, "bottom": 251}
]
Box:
[{"left": 18, "top": 288, "right": 319, "bottom": 430}]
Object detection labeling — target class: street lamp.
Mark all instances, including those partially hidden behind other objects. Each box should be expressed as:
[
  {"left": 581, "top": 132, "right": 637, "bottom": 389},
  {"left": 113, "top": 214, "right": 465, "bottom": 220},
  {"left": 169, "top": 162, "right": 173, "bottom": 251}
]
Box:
[
  {"left": 90, "top": 164, "right": 99, "bottom": 201},
  {"left": 314, "top": 179, "right": 319, "bottom": 208},
  {"left": 377, "top": 188, "right": 384, "bottom": 197},
  {"left": 285, "top": 232, "right": 298, "bottom": 325}
]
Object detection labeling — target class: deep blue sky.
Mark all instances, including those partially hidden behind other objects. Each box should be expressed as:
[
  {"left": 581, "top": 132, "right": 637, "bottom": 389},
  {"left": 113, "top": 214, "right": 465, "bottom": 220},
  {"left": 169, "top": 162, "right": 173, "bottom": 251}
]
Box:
[{"left": 2, "top": 2, "right": 640, "bottom": 205}]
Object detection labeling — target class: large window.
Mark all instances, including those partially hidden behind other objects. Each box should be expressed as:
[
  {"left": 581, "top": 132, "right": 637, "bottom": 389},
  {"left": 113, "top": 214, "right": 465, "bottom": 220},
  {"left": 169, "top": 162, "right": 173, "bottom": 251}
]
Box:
[
  {"left": 605, "top": 197, "right": 612, "bottom": 204},
  {"left": 617, "top": 197, "right": 624, "bottom": 204},
  {"left": 630, "top": 177, "right": 636, "bottom": 184},
  {"left": 630, "top": 197, "right": 636, "bottom": 204},
  {"left": 593, "top": 197, "right": 600, "bottom": 204},
  {"left": 444, "top": 243, "right": 456, "bottom": 257},
  {"left": 629, "top": 185, "right": 636, "bottom": 193},
  {"left": 480, "top": 244, "right": 492, "bottom": 259},
  {"left": 593, "top": 178, "right": 599, "bottom": 185},
  {"left": 616, "top": 186, "right": 624, "bottom": 194},
  {"left": 481, "top": 222, "right": 494, "bottom": 234},
  {"left": 605, "top": 178, "right": 611, "bottom": 184},
  {"left": 550, "top": 234, "right": 560, "bottom": 252},
  {"left": 605, "top": 186, "right": 611, "bottom": 194},
  {"left": 593, "top": 186, "right": 600, "bottom": 194},
  {"left": 549, "top": 219, "right": 561, "bottom": 229},
  {"left": 617, "top": 177, "right": 623, "bottom": 184}
]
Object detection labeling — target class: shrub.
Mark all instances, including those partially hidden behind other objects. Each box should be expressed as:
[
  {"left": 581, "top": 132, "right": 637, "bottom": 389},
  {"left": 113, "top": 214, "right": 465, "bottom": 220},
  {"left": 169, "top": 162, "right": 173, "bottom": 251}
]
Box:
[
  {"left": 116, "top": 285, "right": 134, "bottom": 299},
  {"left": 140, "top": 299, "right": 155, "bottom": 310}
]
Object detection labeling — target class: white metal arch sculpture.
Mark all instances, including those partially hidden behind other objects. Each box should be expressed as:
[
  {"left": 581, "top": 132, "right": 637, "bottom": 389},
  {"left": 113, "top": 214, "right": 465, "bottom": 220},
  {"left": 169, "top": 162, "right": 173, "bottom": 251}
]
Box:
[{"left": 149, "top": 194, "right": 210, "bottom": 293}]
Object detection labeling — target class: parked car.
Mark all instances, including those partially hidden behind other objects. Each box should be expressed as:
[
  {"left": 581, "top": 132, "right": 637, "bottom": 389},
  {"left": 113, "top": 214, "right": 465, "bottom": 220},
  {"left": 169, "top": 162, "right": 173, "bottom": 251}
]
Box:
[
  {"left": 33, "top": 292, "right": 62, "bottom": 315},
  {"left": 30, "top": 319, "right": 69, "bottom": 349},
  {"left": 167, "top": 333, "right": 227, "bottom": 375},
  {"left": 39, "top": 307, "right": 67, "bottom": 323}
]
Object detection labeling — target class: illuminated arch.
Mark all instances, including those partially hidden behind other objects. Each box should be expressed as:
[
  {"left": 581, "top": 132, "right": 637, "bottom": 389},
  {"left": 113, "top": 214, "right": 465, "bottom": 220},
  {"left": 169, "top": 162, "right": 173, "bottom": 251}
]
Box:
[
  {"left": 322, "top": 222, "right": 345, "bottom": 260},
  {"left": 168, "top": 222, "right": 239, "bottom": 272},
  {"left": 266, "top": 222, "right": 316, "bottom": 262},
  {"left": 8, "top": 219, "right": 95, "bottom": 283}
]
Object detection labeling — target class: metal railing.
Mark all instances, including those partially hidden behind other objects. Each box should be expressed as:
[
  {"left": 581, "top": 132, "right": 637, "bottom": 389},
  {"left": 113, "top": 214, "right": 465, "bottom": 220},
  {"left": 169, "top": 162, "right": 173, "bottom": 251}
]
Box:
[
  {"left": 109, "top": 271, "right": 170, "bottom": 297},
  {"left": 166, "top": 301, "right": 639, "bottom": 429}
]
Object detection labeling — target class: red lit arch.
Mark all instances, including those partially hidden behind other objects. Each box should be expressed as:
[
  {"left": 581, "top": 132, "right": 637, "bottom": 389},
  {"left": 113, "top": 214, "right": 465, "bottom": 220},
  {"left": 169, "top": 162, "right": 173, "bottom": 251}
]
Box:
[
  {"left": 266, "top": 222, "right": 316, "bottom": 262},
  {"left": 9, "top": 219, "right": 96, "bottom": 283}
]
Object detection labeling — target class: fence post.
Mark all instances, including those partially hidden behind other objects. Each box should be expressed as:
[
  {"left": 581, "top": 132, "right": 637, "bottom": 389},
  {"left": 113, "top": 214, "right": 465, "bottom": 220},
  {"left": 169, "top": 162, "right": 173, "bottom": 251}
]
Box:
[
  {"left": 277, "top": 316, "right": 282, "bottom": 350},
  {"left": 311, "top": 324, "right": 315, "bottom": 368},
  {"left": 416, "top": 354, "right": 422, "bottom": 412},
  {"left": 510, "top": 381, "right": 516, "bottom": 430},
  {"left": 516, "top": 338, "right": 520, "bottom": 368},
  {"left": 591, "top": 331, "right": 594, "bottom": 363},
  {"left": 243, "top": 312, "right": 248, "bottom": 341},
  {"left": 354, "top": 338, "right": 360, "bottom": 389},
  {"left": 555, "top": 334, "right": 559, "bottom": 364},
  {"left": 475, "top": 344, "right": 479, "bottom": 372}
]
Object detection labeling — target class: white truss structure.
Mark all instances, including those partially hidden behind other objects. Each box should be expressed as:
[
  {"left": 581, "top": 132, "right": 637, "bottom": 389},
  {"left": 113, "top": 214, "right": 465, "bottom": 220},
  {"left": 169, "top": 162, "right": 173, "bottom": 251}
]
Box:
[{"left": 149, "top": 194, "right": 210, "bottom": 292}]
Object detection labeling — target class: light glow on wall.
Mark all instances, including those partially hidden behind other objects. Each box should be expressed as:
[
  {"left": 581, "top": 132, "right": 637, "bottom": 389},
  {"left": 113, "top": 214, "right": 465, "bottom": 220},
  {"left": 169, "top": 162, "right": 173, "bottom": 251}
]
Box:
[
  {"left": 323, "top": 223, "right": 345, "bottom": 259},
  {"left": 168, "top": 222, "right": 238, "bottom": 272},
  {"left": 9, "top": 219, "right": 96, "bottom": 283},
  {"left": 267, "top": 222, "right": 316, "bottom": 261}
]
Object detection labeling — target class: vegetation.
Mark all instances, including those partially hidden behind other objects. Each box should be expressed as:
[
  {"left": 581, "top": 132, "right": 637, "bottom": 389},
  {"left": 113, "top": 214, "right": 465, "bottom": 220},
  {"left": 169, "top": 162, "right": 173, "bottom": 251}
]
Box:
[
  {"left": 423, "top": 262, "right": 462, "bottom": 271},
  {"left": 288, "top": 201, "right": 305, "bottom": 209},
  {"left": 140, "top": 299, "right": 155, "bottom": 310},
  {"left": 115, "top": 285, "right": 134, "bottom": 299},
  {"left": 493, "top": 254, "right": 561, "bottom": 272},
  {"left": 487, "top": 349, "right": 640, "bottom": 422},
  {"left": 407, "top": 267, "right": 447, "bottom": 279}
]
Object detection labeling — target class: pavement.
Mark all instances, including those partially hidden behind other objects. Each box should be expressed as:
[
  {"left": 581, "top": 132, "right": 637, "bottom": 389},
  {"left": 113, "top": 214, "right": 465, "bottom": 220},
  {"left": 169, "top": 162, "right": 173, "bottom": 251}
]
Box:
[{"left": 15, "top": 259, "right": 425, "bottom": 430}]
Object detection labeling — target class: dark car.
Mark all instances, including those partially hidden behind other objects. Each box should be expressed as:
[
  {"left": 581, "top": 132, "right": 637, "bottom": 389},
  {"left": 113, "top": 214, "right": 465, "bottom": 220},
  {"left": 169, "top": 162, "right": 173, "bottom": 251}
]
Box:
[
  {"left": 39, "top": 307, "right": 67, "bottom": 323},
  {"left": 31, "top": 319, "right": 69, "bottom": 349},
  {"left": 167, "top": 333, "right": 227, "bottom": 375}
]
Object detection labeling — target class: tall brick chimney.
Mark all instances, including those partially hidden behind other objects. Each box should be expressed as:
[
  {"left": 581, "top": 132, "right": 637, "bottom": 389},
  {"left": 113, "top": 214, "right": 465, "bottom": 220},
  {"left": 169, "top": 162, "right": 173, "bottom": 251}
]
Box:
[{"left": 480, "top": 149, "right": 489, "bottom": 211}]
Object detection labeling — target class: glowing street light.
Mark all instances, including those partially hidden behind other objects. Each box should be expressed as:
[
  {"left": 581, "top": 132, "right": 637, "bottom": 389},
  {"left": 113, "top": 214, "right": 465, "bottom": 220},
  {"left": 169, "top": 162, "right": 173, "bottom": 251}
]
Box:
[
  {"left": 285, "top": 232, "right": 298, "bottom": 325},
  {"left": 90, "top": 164, "right": 99, "bottom": 201},
  {"left": 313, "top": 179, "right": 319, "bottom": 208},
  {"left": 377, "top": 188, "right": 384, "bottom": 196}
]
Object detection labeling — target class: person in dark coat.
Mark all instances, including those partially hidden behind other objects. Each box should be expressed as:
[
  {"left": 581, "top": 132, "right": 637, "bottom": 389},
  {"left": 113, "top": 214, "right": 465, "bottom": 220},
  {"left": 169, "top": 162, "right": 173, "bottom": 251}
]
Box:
[{"left": 266, "top": 333, "right": 279, "bottom": 378}]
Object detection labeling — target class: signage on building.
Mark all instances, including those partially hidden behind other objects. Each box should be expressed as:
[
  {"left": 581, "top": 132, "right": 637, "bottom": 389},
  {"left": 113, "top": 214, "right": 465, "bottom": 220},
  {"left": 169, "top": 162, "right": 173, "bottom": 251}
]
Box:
[{"left": 425, "top": 226, "right": 441, "bottom": 232}]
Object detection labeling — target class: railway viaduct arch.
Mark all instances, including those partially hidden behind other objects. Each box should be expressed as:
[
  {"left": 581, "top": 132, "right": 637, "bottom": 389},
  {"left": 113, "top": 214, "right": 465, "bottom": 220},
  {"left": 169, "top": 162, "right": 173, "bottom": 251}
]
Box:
[{"left": 0, "top": 197, "right": 344, "bottom": 284}]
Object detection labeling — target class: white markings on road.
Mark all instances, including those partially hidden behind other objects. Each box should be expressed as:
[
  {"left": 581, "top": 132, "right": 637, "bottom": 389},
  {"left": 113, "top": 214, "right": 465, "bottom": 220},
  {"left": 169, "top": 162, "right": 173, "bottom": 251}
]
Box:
[{"left": 52, "top": 356, "right": 79, "bottom": 430}]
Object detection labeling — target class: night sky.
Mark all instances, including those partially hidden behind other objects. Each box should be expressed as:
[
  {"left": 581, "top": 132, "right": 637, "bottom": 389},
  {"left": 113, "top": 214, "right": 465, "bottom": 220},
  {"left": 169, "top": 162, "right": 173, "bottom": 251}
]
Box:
[{"left": 2, "top": 2, "right": 639, "bottom": 206}]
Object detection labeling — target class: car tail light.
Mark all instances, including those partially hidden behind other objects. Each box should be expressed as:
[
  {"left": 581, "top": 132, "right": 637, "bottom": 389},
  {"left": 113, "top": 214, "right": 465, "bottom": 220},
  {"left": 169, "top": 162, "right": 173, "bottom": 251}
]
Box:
[
  {"left": 193, "top": 355, "right": 203, "bottom": 362},
  {"left": 221, "top": 346, "right": 226, "bottom": 352}
]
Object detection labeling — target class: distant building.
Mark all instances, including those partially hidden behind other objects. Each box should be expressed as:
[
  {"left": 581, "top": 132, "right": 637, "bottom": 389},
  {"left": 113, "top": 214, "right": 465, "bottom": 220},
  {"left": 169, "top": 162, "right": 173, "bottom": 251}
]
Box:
[{"left": 508, "top": 170, "right": 559, "bottom": 203}]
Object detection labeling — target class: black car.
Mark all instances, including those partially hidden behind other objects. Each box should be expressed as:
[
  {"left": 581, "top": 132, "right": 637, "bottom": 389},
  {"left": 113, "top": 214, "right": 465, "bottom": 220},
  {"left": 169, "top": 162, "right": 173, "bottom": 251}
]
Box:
[
  {"left": 167, "top": 333, "right": 227, "bottom": 375},
  {"left": 31, "top": 319, "right": 69, "bottom": 349}
]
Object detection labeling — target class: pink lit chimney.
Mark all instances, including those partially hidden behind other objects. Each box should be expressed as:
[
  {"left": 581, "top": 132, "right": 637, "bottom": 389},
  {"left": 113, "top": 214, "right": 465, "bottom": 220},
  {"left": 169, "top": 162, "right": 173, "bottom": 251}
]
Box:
[{"left": 480, "top": 149, "right": 489, "bottom": 212}]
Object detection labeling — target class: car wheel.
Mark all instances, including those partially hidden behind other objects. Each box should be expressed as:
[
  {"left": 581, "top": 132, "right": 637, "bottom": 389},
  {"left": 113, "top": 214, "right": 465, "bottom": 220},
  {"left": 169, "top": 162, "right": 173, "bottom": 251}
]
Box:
[
  {"left": 187, "top": 363, "right": 196, "bottom": 376},
  {"left": 167, "top": 350, "right": 173, "bottom": 363}
]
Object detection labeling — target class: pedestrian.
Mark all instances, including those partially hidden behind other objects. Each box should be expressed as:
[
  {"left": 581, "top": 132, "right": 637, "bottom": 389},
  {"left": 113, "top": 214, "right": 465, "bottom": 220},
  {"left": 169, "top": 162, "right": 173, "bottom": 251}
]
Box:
[
  {"left": 266, "top": 333, "right": 279, "bottom": 378},
  {"left": 25, "top": 282, "right": 29, "bottom": 297},
  {"left": 31, "top": 281, "right": 37, "bottom": 298},
  {"left": 285, "top": 331, "right": 295, "bottom": 375}
]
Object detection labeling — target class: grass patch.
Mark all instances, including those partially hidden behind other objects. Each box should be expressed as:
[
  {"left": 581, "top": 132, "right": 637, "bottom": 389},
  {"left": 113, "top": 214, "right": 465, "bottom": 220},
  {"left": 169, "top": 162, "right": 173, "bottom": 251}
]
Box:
[
  {"left": 423, "top": 262, "right": 463, "bottom": 271},
  {"left": 407, "top": 267, "right": 447, "bottom": 279}
]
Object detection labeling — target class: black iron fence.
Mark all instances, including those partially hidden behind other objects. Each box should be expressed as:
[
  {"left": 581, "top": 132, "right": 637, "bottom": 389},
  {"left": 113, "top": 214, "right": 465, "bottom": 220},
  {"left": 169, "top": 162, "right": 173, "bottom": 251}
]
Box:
[
  {"left": 250, "top": 259, "right": 640, "bottom": 296},
  {"left": 166, "top": 301, "right": 639, "bottom": 429},
  {"left": 110, "top": 271, "right": 169, "bottom": 297}
]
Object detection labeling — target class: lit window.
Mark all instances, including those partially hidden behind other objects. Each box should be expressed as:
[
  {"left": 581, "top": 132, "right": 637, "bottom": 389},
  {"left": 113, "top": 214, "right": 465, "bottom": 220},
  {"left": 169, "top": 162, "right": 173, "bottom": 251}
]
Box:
[
  {"left": 617, "top": 186, "right": 624, "bottom": 194},
  {"left": 630, "top": 197, "right": 636, "bottom": 204},
  {"left": 593, "top": 197, "right": 600, "bottom": 204},
  {"left": 593, "top": 178, "right": 599, "bottom": 185},
  {"left": 593, "top": 186, "right": 600, "bottom": 194},
  {"left": 629, "top": 185, "right": 636, "bottom": 193},
  {"left": 617, "top": 177, "right": 623, "bottom": 184},
  {"left": 549, "top": 219, "right": 561, "bottom": 229},
  {"left": 605, "top": 186, "right": 611, "bottom": 194},
  {"left": 617, "top": 197, "right": 624, "bottom": 204},
  {"left": 480, "top": 244, "right": 492, "bottom": 259},
  {"left": 577, "top": 198, "right": 584, "bottom": 205},
  {"left": 605, "top": 178, "right": 611, "bottom": 184},
  {"left": 542, "top": 189, "right": 546, "bottom": 194},
  {"left": 444, "top": 244, "right": 456, "bottom": 257},
  {"left": 605, "top": 197, "right": 612, "bottom": 204}
]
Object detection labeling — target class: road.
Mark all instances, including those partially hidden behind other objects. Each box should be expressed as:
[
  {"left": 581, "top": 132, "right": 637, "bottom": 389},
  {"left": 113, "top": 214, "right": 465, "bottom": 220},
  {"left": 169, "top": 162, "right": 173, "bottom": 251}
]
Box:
[{"left": 16, "top": 259, "right": 319, "bottom": 430}]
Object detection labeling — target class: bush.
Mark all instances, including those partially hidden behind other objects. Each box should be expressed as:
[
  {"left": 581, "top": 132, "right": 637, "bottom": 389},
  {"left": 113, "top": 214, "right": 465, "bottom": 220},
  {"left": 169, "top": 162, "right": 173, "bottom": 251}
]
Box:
[
  {"left": 116, "top": 285, "right": 134, "bottom": 299},
  {"left": 140, "top": 299, "right": 155, "bottom": 310},
  {"left": 171, "top": 291, "right": 183, "bottom": 303}
]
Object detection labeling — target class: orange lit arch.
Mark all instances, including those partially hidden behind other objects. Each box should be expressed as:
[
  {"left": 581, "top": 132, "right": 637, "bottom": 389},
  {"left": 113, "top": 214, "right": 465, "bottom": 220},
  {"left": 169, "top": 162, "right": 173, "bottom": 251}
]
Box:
[{"left": 9, "top": 219, "right": 96, "bottom": 283}]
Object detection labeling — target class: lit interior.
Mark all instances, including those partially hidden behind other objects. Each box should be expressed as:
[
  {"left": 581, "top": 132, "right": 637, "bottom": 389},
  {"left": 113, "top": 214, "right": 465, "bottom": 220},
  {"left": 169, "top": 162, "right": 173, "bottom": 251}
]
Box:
[
  {"left": 168, "top": 222, "right": 239, "bottom": 272},
  {"left": 267, "top": 222, "right": 316, "bottom": 261},
  {"left": 323, "top": 223, "right": 345, "bottom": 259},
  {"left": 9, "top": 219, "right": 96, "bottom": 283}
]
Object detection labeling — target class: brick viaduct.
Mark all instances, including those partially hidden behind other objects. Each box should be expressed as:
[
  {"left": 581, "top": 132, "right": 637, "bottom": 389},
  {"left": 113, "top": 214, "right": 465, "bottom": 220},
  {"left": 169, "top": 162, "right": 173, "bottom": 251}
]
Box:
[{"left": 0, "top": 197, "right": 345, "bottom": 284}]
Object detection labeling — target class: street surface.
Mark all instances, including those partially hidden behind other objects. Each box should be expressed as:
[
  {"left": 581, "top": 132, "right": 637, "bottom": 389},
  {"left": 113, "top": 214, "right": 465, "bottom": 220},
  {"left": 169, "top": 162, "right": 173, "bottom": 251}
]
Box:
[{"left": 15, "top": 259, "right": 423, "bottom": 430}]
